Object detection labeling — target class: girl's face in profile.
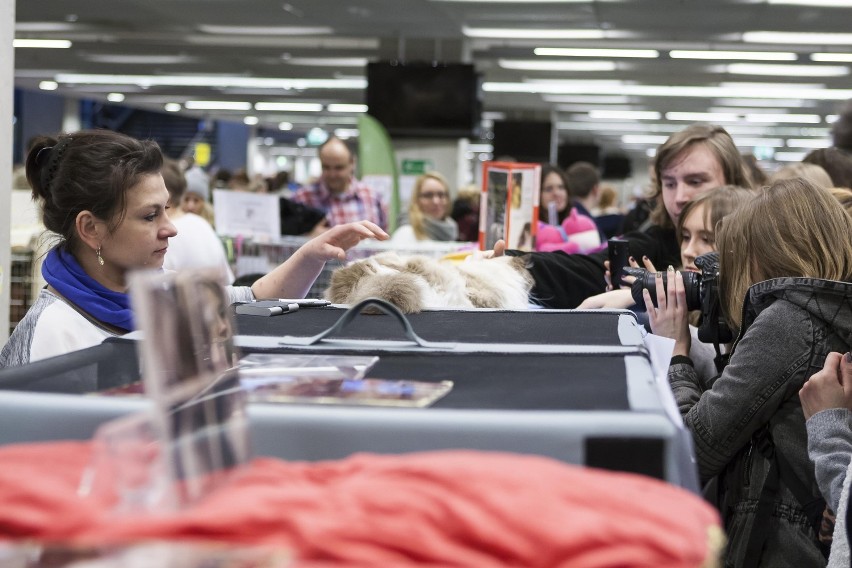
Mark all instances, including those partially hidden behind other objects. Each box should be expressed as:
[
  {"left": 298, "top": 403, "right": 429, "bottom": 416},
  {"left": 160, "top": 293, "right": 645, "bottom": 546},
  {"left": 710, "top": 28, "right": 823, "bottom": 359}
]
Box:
[
  {"left": 679, "top": 202, "right": 716, "bottom": 273},
  {"left": 540, "top": 171, "right": 569, "bottom": 214}
]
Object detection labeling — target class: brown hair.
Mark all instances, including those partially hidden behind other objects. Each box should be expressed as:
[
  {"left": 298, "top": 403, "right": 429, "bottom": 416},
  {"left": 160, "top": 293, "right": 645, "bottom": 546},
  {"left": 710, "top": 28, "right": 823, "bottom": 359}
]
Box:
[
  {"left": 408, "top": 171, "right": 452, "bottom": 240},
  {"left": 26, "top": 130, "right": 163, "bottom": 250},
  {"left": 161, "top": 158, "right": 188, "bottom": 204},
  {"left": 565, "top": 161, "right": 600, "bottom": 199},
  {"left": 651, "top": 124, "right": 752, "bottom": 229},
  {"left": 768, "top": 162, "right": 833, "bottom": 189},
  {"left": 675, "top": 185, "right": 755, "bottom": 248},
  {"left": 717, "top": 178, "right": 852, "bottom": 329},
  {"left": 802, "top": 147, "right": 852, "bottom": 190},
  {"left": 539, "top": 164, "right": 573, "bottom": 224}
]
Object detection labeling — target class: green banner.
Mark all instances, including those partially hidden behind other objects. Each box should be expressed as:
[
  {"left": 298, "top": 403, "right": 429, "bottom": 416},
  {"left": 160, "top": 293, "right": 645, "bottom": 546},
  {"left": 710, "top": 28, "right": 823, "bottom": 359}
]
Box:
[{"left": 357, "top": 115, "right": 400, "bottom": 232}]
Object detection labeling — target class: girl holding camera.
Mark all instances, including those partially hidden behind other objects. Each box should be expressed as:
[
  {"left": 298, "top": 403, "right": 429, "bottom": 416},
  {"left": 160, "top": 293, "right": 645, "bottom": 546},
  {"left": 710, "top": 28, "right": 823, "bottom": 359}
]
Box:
[{"left": 649, "top": 178, "right": 852, "bottom": 567}]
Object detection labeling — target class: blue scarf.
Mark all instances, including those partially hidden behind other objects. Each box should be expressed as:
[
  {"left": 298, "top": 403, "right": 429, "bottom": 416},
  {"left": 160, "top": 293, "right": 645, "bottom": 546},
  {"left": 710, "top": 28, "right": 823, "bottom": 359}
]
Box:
[{"left": 42, "top": 247, "right": 135, "bottom": 331}]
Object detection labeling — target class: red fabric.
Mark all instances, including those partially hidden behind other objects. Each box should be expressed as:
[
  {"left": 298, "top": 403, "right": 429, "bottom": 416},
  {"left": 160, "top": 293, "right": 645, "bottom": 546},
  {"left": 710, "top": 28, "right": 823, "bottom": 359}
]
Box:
[{"left": 0, "top": 441, "right": 720, "bottom": 567}]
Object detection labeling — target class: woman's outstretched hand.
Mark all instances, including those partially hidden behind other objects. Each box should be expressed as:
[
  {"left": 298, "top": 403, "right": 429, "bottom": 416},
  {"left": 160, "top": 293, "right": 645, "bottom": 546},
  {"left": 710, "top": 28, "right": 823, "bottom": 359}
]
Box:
[
  {"left": 301, "top": 220, "right": 389, "bottom": 262},
  {"left": 642, "top": 266, "right": 691, "bottom": 357}
]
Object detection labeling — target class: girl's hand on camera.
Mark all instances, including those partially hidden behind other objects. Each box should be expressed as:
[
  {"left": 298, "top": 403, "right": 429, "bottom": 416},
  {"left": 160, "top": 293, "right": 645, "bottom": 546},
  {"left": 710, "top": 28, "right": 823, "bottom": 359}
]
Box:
[{"left": 643, "top": 266, "right": 691, "bottom": 356}]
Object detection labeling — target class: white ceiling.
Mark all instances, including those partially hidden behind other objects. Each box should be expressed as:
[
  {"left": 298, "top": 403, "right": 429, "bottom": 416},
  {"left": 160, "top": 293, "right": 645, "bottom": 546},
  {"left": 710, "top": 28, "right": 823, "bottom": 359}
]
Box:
[{"left": 13, "top": 0, "right": 852, "bottom": 162}]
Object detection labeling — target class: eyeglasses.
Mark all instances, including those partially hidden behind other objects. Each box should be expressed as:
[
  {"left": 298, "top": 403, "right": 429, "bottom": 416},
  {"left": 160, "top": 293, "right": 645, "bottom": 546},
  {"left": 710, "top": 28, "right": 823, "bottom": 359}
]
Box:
[{"left": 419, "top": 192, "right": 449, "bottom": 200}]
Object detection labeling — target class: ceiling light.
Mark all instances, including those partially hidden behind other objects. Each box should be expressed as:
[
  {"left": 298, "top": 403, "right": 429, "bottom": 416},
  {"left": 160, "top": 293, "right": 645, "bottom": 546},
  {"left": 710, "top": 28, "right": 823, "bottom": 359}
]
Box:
[
  {"left": 745, "top": 113, "right": 822, "bottom": 123},
  {"left": 327, "top": 103, "right": 367, "bottom": 113},
  {"left": 558, "top": 104, "right": 637, "bottom": 112},
  {"left": 198, "top": 24, "right": 333, "bottom": 35},
  {"left": 498, "top": 59, "right": 616, "bottom": 71},
  {"left": 15, "top": 23, "right": 78, "bottom": 32},
  {"left": 286, "top": 57, "right": 369, "bottom": 67},
  {"left": 556, "top": 122, "right": 682, "bottom": 133},
  {"left": 743, "top": 31, "right": 852, "bottom": 45},
  {"left": 733, "top": 138, "right": 785, "bottom": 147},
  {"left": 590, "top": 110, "right": 662, "bottom": 120},
  {"left": 708, "top": 107, "right": 787, "bottom": 114},
  {"left": 827, "top": 115, "right": 839, "bottom": 123},
  {"left": 774, "top": 151, "right": 807, "bottom": 161},
  {"left": 767, "top": 0, "right": 852, "bottom": 6},
  {"left": 279, "top": 122, "right": 293, "bottom": 131},
  {"left": 786, "top": 138, "right": 831, "bottom": 148},
  {"left": 184, "top": 101, "right": 252, "bottom": 110},
  {"left": 622, "top": 135, "right": 669, "bottom": 144},
  {"left": 164, "top": 103, "right": 181, "bottom": 112},
  {"left": 463, "top": 26, "right": 605, "bottom": 39},
  {"left": 543, "top": 95, "right": 631, "bottom": 104},
  {"left": 433, "top": 0, "right": 594, "bottom": 2},
  {"left": 53, "top": 74, "right": 366, "bottom": 90},
  {"left": 13, "top": 39, "right": 72, "bottom": 48},
  {"left": 38, "top": 81, "right": 58, "bottom": 91},
  {"left": 811, "top": 53, "right": 852, "bottom": 62},
  {"left": 534, "top": 47, "right": 658, "bottom": 58},
  {"left": 84, "top": 54, "right": 196, "bottom": 65},
  {"left": 243, "top": 116, "right": 259, "bottom": 125},
  {"left": 669, "top": 50, "right": 796, "bottom": 61},
  {"left": 106, "top": 93, "right": 125, "bottom": 103},
  {"left": 713, "top": 98, "right": 808, "bottom": 108},
  {"left": 255, "top": 102, "right": 323, "bottom": 112},
  {"left": 725, "top": 63, "right": 849, "bottom": 77},
  {"left": 665, "top": 112, "right": 740, "bottom": 122},
  {"left": 333, "top": 128, "right": 359, "bottom": 139}
]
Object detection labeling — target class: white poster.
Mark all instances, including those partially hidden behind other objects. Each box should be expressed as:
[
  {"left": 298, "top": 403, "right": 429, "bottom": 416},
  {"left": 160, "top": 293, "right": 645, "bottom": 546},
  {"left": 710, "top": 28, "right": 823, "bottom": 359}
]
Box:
[{"left": 212, "top": 189, "right": 280, "bottom": 240}]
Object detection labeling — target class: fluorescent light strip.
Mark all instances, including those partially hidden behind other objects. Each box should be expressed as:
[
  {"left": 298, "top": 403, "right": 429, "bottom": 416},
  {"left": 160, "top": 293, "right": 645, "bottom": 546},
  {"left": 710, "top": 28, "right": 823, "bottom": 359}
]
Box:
[
  {"left": 590, "top": 110, "right": 661, "bottom": 120},
  {"left": 463, "top": 26, "right": 605, "bottom": 39},
  {"left": 39, "top": 81, "right": 58, "bottom": 91},
  {"left": 255, "top": 102, "right": 323, "bottom": 112},
  {"left": 811, "top": 53, "right": 852, "bottom": 62},
  {"left": 786, "top": 138, "right": 832, "bottom": 148},
  {"left": 198, "top": 24, "right": 333, "bottom": 35},
  {"left": 334, "top": 129, "right": 359, "bottom": 139},
  {"left": 243, "top": 116, "right": 259, "bottom": 125},
  {"left": 669, "top": 49, "right": 796, "bottom": 61},
  {"left": 164, "top": 103, "right": 181, "bottom": 112},
  {"left": 327, "top": 104, "right": 367, "bottom": 113},
  {"left": 84, "top": 54, "right": 196, "bottom": 65},
  {"left": 726, "top": 63, "right": 849, "bottom": 77},
  {"left": 499, "top": 59, "right": 616, "bottom": 71},
  {"left": 743, "top": 31, "right": 852, "bottom": 45},
  {"left": 279, "top": 122, "right": 293, "bottom": 131},
  {"left": 54, "top": 74, "right": 367, "bottom": 90},
  {"left": 745, "top": 113, "right": 822, "bottom": 123},
  {"left": 534, "top": 47, "right": 658, "bottom": 58},
  {"left": 106, "top": 93, "right": 125, "bottom": 103},
  {"left": 285, "top": 57, "right": 369, "bottom": 67},
  {"left": 767, "top": 0, "right": 852, "bottom": 6},
  {"left": 708, "top": 107, "right": 788, "bottom": 114},
  {"left": 713, "top": 97, "right": 808, "bottom": 108},
  {"left": 483, "top": 81, "right": 852, "bottom": 100},
  {"left": 733, "top": 138, "right": 785, "bottom": 147},
  {"left": 827, "top": 115, "right": 839, "bottom": 123},
  {"left": 774, "top": 151, "right": 807, "bottom": 162},
  {"left": 13, "top": 39, "right": 72, "bottom": 48},
  {"left": 557, "top": 104, "right": 637, "bottom": 112},
  {"left": 622, "top": 135, "right": 669, "bottom": 145},
  {"left": 542, "top": 95, "right": 632, "bottom": 104},
  {"left": 185, "top": 101, "right": 252, "bottom": 110},
  {"left": 665, "top": 112, "right": 741, "bottom": 122}
]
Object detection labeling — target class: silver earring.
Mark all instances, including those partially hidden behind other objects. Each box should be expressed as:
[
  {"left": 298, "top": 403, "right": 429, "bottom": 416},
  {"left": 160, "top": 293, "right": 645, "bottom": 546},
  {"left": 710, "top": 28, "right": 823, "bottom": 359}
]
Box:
[{"left": 96, "top": 246, "right": 104, "bottom": 266}]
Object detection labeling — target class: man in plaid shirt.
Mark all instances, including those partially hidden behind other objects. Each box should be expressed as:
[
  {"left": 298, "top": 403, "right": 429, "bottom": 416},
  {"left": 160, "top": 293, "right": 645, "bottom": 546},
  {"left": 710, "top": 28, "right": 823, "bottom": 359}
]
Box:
[{"left": 292, "top": 137, "right": 388, "bottom": 230}]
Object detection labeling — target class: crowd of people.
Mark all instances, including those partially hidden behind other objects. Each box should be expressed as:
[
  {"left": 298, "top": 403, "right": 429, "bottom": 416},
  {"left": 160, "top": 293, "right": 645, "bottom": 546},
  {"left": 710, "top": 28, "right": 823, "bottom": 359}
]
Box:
[{"left": 4, "top": 99, "right": 852, "bottom": 566}]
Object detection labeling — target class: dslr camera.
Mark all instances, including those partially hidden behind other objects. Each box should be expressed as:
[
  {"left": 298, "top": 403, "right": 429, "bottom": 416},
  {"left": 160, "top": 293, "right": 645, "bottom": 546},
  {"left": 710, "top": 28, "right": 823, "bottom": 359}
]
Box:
[{"left": 623, "top": 252, "right": 734, "bottom": 347}]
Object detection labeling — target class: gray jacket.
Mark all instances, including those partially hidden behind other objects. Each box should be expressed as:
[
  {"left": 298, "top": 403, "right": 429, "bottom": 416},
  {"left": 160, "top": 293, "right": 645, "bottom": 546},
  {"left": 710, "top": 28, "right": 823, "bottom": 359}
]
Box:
[{"left": 669, "top": 277, "right": 852, "bottom": 568}]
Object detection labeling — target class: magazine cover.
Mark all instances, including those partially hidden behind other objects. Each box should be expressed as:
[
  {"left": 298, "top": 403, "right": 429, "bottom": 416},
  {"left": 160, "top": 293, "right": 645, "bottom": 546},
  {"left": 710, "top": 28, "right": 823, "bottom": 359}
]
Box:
[{"left": 479, "top": 161, "right": 541, "bottom": 251}]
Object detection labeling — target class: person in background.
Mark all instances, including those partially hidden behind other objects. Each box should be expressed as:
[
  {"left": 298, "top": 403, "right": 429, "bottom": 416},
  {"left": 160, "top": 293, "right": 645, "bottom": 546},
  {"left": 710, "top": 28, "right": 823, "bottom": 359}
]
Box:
[
  {"left": 565, "top": 161, "right": 607, "bottom": 243},
  {"left": 292, "top": 137, "right": 388, "bottom": 231},
  {"left": 590, "top": 184, "right": 626, "bottom": 240},
  {"left": 0, "top": 130, "right": 388, "bottom": 368},
  {"left": 647, "top": 178, "right": 852, "bottom": 566},
  {"left": 799, "top": 351, "right": 852, "bottom": 568},
  {"left": 450, "top": 184, "right": 480, "bottom": 242},
  {"left": 803, "top": 147, "right": 852, "bottom": 190},
  {"left": 391, "top": 172, "right": 458, "bottom": 244},
  {"left": 742, "top": 153, "right": 768, "bottom": 187},
  {"left": 535, "top": 164, "right": 601, "bottom": 253},
  {"left": 510, "top": 123, "right": 753, "bottom": 308},
  {"left": 160, "top": 159, "right": 234, "bottom": 286},
  {"left": 828, "top": 186, "right": 852, "bottom": 215},
  {"left": 769, "top": 162, "right": 834, "bottom": 189},
  {"left": 181, "top": 171, "right": 216, "bottom": 227}
]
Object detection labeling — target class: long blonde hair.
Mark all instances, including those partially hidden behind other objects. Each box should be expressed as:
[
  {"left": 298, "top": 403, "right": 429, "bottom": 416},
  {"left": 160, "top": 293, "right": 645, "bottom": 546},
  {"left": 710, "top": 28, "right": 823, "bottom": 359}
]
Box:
[
  {"left": 409, "top": 172, "right": 451, "bottom": 240},
  {"left": 717, "top": 177, "right": 852, "bottom": 329}
]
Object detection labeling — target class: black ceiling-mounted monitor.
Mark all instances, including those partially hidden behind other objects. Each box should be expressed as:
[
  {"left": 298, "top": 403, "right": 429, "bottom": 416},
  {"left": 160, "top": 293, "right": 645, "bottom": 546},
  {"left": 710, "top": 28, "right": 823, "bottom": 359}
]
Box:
[
  {"left": 492, "top": 120, "right": 553, "bottom": 163},
  {"left": 366, "top": 62, "right": 481, "bottom": 139}
]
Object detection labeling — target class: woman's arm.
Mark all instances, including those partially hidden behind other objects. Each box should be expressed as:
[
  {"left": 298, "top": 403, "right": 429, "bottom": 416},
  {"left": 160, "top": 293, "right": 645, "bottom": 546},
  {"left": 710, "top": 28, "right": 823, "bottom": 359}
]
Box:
[
  {"left": 251, "top": 221, "right": 388, "bottom": 300},
  {"left": 669, "top": 302, "right": 813, "bottom": 481}
]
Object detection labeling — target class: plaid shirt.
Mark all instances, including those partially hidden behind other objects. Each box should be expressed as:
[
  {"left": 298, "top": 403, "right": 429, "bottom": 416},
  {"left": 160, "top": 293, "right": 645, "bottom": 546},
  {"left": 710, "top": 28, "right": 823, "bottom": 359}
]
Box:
[{"left": 292, "top": 178, "right": 388, "bottom": 230}]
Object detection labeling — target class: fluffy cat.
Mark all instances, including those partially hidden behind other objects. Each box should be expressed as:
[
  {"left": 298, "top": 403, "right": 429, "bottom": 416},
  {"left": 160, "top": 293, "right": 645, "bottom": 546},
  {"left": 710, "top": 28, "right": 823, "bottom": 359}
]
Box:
[{"left": 325, "top": 252, "right": 534, "bottom": 313}]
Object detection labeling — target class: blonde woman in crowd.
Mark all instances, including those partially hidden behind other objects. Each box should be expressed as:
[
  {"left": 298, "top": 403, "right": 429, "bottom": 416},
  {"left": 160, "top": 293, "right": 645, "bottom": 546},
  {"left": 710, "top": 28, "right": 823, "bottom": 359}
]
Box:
[{"left": 392, "top": 172, "right": 458, "bottom": 244}]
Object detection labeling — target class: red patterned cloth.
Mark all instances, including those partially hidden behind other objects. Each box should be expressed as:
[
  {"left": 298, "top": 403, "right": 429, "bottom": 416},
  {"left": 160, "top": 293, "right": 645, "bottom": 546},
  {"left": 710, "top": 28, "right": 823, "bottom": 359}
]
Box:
[{"left": 0, "top": 442, "right": 722, "bottom": 567}]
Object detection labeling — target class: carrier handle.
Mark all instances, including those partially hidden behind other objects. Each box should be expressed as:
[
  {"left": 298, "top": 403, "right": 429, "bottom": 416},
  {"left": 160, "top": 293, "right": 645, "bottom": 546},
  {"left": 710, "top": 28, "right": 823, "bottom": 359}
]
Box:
[{"left": 293, "top": 297, "right": 438, "bottom": 348}]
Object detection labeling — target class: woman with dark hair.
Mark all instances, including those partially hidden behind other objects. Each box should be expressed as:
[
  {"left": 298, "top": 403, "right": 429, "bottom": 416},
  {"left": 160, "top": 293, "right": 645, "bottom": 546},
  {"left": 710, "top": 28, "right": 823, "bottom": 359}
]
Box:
[
  {"left": 1, "top": 130, "right": 387, "bottom": 367},
  {"left": 534, "top": 164, "right": 601, "bottom": 253}
]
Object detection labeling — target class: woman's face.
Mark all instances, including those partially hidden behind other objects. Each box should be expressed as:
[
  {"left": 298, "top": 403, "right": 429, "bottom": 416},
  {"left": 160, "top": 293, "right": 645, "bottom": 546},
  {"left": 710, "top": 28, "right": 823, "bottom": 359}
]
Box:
[
  {"left": 540, "top": 171, "right": 569, "bottom": 213},
  {"left": 417, "top": 177, "right": 449, "bottom": 219},
  {"left": 182, "top": 192, "right": 204, "bottom": 214},
  {"left": 679, "top": 203, "right": 716, "bottom": 273},
  {"left": 101, "top": 173, "right": 177, "bottom": 282}
]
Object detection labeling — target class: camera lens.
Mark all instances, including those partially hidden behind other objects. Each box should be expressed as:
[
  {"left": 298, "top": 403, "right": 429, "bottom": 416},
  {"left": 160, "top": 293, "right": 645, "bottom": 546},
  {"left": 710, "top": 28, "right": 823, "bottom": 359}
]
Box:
[{"left": 624, "top": 267, "right": 702, "bottom": 310}]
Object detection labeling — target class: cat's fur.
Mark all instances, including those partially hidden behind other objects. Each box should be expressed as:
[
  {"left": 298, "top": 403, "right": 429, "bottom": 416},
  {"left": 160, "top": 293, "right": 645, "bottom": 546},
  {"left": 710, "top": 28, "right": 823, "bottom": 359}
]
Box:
[{"left": 325, "top": 252, "right": 534, "bottom": 313}]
